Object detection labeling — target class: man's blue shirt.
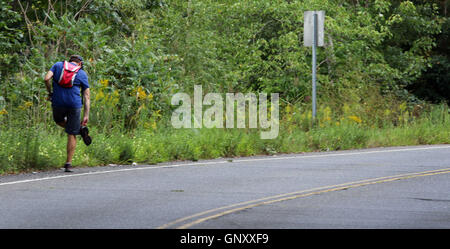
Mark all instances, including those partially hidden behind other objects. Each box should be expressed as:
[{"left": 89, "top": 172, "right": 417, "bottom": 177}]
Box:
[{"left": 50, "top": 61, "right": 89, "bottom": 108}]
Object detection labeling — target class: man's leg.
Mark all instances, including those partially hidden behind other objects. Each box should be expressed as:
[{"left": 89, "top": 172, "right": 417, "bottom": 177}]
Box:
[
  {"left": 62, "top": 108, "right": 81, "bottom": 172},
  {"left": 66, "top": 134, "right": 77, "bottom": 164},
  {"left": 52, "top": 107, "right": 67, "bottom": 128}
]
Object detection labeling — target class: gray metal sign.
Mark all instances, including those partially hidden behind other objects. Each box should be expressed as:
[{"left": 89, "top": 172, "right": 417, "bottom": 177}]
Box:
[{"left": 304, "top": 11, "right": 325, "bottom": 47}]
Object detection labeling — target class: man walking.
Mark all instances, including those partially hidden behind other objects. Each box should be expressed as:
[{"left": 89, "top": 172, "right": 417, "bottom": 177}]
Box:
[{"left": 44, "top": 55, "right": 91, "bottom": 172}]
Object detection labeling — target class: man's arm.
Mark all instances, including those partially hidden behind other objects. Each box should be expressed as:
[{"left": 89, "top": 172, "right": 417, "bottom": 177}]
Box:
[
  {"left": 44, "top": 71, "right": 53, "bottom": 95},
  {"left": 82, "top": 88, "right": 90, "bottom": 126}
]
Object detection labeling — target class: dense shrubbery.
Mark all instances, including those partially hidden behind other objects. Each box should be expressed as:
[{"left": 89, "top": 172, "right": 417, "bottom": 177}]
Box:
[{"left": 0, "top": 0, "right": 449, "bottom": 173}]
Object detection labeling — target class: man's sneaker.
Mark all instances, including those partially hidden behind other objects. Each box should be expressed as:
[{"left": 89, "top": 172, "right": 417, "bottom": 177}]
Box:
[
  {"left": 64, "top": 163, "right": 73, "bottom": 172},
  {"left": 80, "top": 126, "right": 92, "bottom": 146}
]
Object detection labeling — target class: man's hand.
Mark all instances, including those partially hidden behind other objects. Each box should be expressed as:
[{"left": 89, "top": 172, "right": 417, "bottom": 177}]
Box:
[{"left": 81, "top": 116, "right": 89, "bottom": 126}]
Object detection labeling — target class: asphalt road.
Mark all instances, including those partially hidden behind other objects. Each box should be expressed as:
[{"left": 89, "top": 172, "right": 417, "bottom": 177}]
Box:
[{"left": 0, "top": 145, "right": 449, "bottom": 229}]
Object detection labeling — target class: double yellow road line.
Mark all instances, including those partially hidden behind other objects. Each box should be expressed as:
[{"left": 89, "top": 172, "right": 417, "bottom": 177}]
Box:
[{"left": 158, "top": 167, "right": 450, "bottom": 229}]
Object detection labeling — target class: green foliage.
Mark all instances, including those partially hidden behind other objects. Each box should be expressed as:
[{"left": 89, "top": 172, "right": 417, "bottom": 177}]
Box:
[
  {"left": 408, "top": 15, "right": 450, "bottom": 104},
  {"left": 2, "top": 0, "right": 447, "bottom": 121},
  {"left": 0, "top": 0, "right": 23, "bottom": 81},
  {"left": 1, "top": 103, "right": 449, "bottom": 174},
  {"left": 0, "top": 0, "right": 449, "bottom": 173}
]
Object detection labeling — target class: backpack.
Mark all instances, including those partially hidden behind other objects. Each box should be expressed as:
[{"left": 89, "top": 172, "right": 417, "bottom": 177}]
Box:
[{"left": 57, "top": 61, "right": 82, "bottom": 88}]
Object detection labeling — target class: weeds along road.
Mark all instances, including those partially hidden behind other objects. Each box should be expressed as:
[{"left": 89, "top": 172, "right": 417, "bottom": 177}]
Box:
[{"left": 0, "top": 145, "right": 449, "bottom": 228}]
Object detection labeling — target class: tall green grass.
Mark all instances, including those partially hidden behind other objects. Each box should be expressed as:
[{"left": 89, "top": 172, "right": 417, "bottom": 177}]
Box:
[{"left": 1, "top": 104, "right": 448, "bottom": 175}]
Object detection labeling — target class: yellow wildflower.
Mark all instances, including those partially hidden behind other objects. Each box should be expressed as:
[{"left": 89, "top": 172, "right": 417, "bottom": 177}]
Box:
[
  {"left": 95, "top": 90, "right": 105, "bottom": 101},
  {"left": 0, "top": 108, "right": 7, "bottom": 115},
  {"left": 99, "top": 79, "right": 109, "bottom": 87},
  {"left": 348, "top": 115, "right": 362, "bottom": 124},
  {"left": 19, "top": 101, "right": 33, "bottom": 110},
  {"left": 133, "top": 86, "right": 147, "bottom": 100}
]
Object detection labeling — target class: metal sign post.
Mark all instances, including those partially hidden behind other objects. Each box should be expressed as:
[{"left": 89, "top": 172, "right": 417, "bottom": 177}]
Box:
[
  {"left": 304, "top": 11, "right": 325, "bottom": 122},
  {"left": 312, "top": 13, "right": 317, "bottom": 120}
]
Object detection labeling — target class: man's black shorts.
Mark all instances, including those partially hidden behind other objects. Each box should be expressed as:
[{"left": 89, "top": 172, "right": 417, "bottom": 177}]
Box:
[{"left": 52, "top": 106, "right": 81, "bottom": 135}]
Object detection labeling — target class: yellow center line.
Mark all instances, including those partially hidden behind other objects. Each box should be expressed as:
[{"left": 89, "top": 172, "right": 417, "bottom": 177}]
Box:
[{"left": 157, "top": 168, "right": 450, "bottom": 229}]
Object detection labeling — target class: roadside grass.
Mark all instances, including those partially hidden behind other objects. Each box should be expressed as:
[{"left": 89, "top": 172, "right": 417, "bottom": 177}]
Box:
[{"left": 1, "top": 104, "right": 448, "bottom": 175}]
